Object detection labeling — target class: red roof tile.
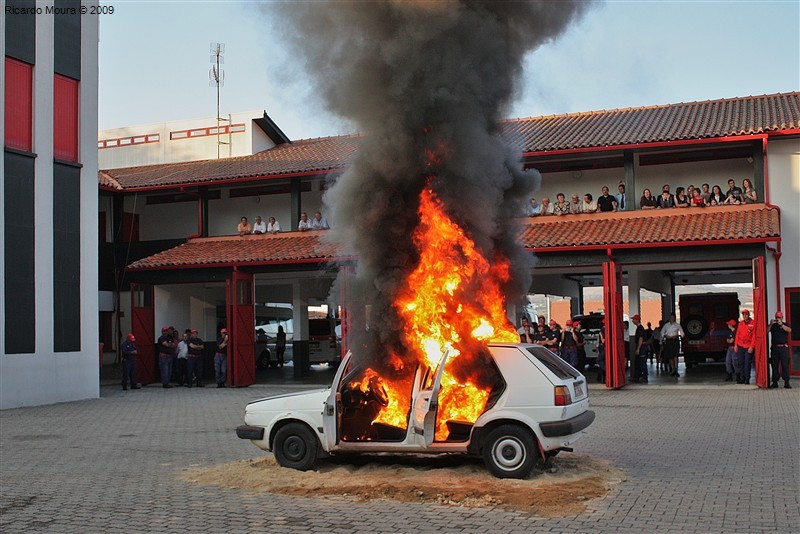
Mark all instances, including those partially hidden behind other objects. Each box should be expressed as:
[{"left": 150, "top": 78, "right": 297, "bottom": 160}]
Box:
[
  {"left": 100, "top": 135, "right": 362, "bottom": 190},
  {"left": 102, "top": 93, "right": 800, "bottom": 191},
  {"left": 518, "top": 204, "right": 780, "bottom": 248},
  {"left": 128, "top": 205, "right": 779, "bottom": 270},
  {"left": 501, "top": 92, "right": 800, "bottom": 153},
  {"left": 127, "top": 231, "right": 342, "bottom": 270}
]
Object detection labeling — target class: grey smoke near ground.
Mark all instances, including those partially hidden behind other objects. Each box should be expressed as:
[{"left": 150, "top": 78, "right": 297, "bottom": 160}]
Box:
[{"left": 269, "top": 1, "right": 591, "bottom": 369}]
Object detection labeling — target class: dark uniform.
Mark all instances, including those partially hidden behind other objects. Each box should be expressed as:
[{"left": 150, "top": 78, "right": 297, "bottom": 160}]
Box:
[
  {"left": 120, "top": 336, "right": 140, "bottom": 390},
  {"left": 214, "top": 330, "right": 228, "bottom": 388},
  {"left": 156, "top": 328, "right": 176, "bottom": 388},
  {"left": 633, "top": 321, "right": 647, "bottom": 383},
  {"left": 769, "top": 315, "right": 792, "bottom": 388},
  {"left": 187, "top": 332, "right": 204, "bottom": 387}
]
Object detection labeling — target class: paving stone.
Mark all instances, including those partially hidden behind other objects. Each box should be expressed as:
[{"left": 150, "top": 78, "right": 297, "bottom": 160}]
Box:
[{"left": 0, "top": 383, "right": 798, "bottom": 533}]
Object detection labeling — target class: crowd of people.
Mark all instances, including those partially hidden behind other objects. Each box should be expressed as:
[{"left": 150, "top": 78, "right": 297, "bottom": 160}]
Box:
[
  {"left": 519, "top": 307, "right": 791, "bottom": 388},
  {"left": 526, "top": 178, "right": 758, "bottom": 217},
  {"left": 120, "top": 326, "right": 230, "bottom": 390},
  {"left": 236, "top": 211, "right": 329, "bottom": 236}
]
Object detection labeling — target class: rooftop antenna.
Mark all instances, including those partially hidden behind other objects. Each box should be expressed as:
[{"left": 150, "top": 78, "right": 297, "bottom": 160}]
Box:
[{"left": 209, "top": 42, "right": 228, "bottom": 159}]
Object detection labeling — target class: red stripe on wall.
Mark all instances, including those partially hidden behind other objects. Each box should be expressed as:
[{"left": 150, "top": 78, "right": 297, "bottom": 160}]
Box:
[
  {"left": 4, "top": 57, "right": 33, "bottom": 152},
  {"left": 53, "top": 74, "right": 79, "bottom": 162}
]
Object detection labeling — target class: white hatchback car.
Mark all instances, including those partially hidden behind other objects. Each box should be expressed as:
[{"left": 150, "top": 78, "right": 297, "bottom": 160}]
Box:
[{"left": 236, "top": 343, "right": 595, "bottom": 479}]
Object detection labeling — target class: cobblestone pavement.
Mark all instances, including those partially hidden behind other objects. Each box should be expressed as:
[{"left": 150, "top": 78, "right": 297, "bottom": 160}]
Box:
[{"left": 1, "top": 381, "right": 798, "bottom": 533}]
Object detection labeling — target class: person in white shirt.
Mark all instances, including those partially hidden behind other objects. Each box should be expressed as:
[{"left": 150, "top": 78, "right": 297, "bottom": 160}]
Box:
[
  {"left": 267, "top": 216, "right": 281, "bottom": 234},
  {"left": 310, "top": 211, "right": 330, "bottom": 230},
  {"left": 660, "top": 314, "right": 686, "bottom": 377},
  {"left": 298, "top": 212, "right": 311, "bottom": 231},
  {"left": 252, "top": 216, "right": 267, "bottom": 234},
  {"left": 176, "top": 330, "right": 190, "bottom": 387}
]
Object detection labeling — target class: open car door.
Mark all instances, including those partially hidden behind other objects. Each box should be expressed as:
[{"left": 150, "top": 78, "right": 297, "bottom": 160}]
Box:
[
  {"left": 412, "top": 351, "right": 449, "bottom": 447},
  {"left": 323, "top": 351, "right": 352, "bottom": 450}
]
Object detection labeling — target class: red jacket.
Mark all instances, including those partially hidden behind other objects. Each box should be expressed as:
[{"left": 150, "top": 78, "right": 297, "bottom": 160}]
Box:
[{"left": 734, "top": 319, "right": 755, "bottom": 349}]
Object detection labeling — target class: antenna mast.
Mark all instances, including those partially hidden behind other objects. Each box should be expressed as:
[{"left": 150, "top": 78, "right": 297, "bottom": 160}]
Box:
[{"left": 209, "top": 42, "right": 227, "bottom": 159}]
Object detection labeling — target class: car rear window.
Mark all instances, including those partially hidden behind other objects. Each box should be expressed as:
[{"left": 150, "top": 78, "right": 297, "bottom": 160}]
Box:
[
  {"left": 525, "top": 346, "right": 580, "bottom": 380},
  {"left": 309, "top": 320, "right": 332, "bottom": 336}
]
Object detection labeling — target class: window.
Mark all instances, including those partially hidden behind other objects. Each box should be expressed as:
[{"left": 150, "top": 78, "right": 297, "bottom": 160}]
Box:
[
  {"left": 4, "top": 57, "right": 33, "bottom": 152},
  {"left": 53, "top": 74, "right": 79, "bottom": 162}
]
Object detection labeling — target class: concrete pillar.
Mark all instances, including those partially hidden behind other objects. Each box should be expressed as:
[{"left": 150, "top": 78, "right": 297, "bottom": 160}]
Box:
[
  {"left": 628, "top": 270, "right": 641, "bottom": 318},
  {"left": 292, "top": 280, "right": 309, "bottom": 377}
]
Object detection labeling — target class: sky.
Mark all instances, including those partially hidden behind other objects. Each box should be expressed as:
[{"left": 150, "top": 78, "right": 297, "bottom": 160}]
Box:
[{"left": 98, "top": 1, "right": 800, "bottom": 141}]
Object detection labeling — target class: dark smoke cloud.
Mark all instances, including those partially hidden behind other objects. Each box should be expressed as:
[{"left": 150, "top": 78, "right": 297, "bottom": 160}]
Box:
[{"left": 269, "top": 1, "right": 591, "bottom": 368}]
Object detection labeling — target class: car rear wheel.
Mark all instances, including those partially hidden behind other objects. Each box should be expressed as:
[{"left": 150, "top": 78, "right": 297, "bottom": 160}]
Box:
[
  {"left": 273, "top": 423, "right": 319, "bottom": 471},
  {"left": 482, "top": 424, "right": 536, "bottom": 479}
]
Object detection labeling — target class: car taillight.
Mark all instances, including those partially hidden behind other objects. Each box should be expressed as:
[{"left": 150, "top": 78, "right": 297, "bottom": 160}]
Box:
[{"left": 554, "top": 385, "right": 572, "bottom": 406}]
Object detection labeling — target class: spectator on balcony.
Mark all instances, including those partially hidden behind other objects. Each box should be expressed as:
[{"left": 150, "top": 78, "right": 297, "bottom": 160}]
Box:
[
  {"left": 615, "top": 182, "right": 629, "bottom": 211},
  {"left": 700, "top": 183, "right": 711, "bottom": 202},
  {"left": 742, "top": 178, "right": 758, "bottom": 204},
  {"left": 237, "top": 216, "right": 252, "bottom": 236},
  {"left": 725, "top": 179, "right": 743, "bottom": 205},
  {"left": 539, "top": 196, "right": 554, "bottom": 216},
  {"left": 597, "top": 186, "right": 618, "bottom": 212},
  {"left": 252, "top": 216, "right": 267, "bottom": 234},
  {"left": 267, "top": 216, "right": 281, "bottom": 234},
  {"left": 310, "top": 211, "right": 330, "bottom": 230},
  {"left": 553, "top": 193, "right": 571, "bottom": 216},
  {"left": 674, "top": 187, "right": 690, "bottom": 208},
  {"left": 686, "top": 185, "right": 696, "bottom": 200},
  {"left": 657, "top": 185, "right": 675, "bottom": 209},
  {"left": 570, "top": 194, "right": 583, "bottom": 214},
  {"left": 640, "top": 188, "right": 658, "bottom": 210},
  {"left": 298, "top": 212, "right": 312, "bottom": 231},
  {"left": 525, "top": 197, "right": 541, "bottom": 216},
  {"left": 691, "top": 188, "right": 707, "bottom": 207},
  {"left": 708, "top": 185, "right": 727, "bottom": 206},
  {"left": 581, "top": 193, "right": 598, "bottom": 213}
]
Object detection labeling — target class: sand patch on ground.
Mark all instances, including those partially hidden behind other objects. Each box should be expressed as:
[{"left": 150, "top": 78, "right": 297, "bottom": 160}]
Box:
[{"left": 181, "top": 454, "right": 624, "bottom": 516}]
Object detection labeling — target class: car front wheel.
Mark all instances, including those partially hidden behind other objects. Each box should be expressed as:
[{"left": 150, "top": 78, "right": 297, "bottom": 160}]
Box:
[
  {"left": 482, "top": 424, "right": 536, "bottom": 479},
  {"left": 273, "top": 423, "right": 319, "bottom": 471}
]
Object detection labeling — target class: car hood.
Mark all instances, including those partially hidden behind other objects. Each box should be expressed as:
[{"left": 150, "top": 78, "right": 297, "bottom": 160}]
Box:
[{"left": 246, "top": 388, "right": 330, "bottom": 412}]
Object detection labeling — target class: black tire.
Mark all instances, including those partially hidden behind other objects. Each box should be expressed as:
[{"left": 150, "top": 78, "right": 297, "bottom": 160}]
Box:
[
  {"left": 482, "top": 424, "right": 536, "bottom": 479},
  {"left": 273, "top": 423, "right": 319, "bottom": 471},
  {"left": 683, "top": 315, "right": 708, "bottom": 340}
]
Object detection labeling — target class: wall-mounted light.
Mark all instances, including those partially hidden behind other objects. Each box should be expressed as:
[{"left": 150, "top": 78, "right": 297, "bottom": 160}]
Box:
[
  {"left": 572, "top": 171, "right": 583, "bottom": 179},
  {"left": 746, "top": 156, "right": 754, "bottom": 164}
]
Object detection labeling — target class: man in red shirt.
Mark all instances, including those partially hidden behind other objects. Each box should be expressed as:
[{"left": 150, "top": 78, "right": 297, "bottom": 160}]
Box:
[{"left": 734, "top": 309, "right": 756, "bottom": 384}]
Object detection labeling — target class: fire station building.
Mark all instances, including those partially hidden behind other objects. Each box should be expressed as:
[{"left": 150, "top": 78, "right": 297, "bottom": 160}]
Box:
[{"left": 96, "top": 92, "right": 799, "bottom": 391}]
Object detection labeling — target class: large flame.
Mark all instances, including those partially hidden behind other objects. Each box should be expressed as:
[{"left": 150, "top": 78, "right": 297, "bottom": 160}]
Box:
[{"left": 348, "top": 186, "right": 519, "bottom": 441}]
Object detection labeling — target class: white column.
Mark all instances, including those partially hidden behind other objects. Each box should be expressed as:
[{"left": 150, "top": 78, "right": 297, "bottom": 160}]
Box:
[{"left": 292, "top": 280, "right": 308, "bottom": 341}]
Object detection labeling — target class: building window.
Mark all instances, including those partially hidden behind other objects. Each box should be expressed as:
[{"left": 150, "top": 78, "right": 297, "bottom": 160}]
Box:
[
  {"left": 4, "top": 151, "right": 36, "bottom": 354},
  {"left": 53, "top": 74, "right": 79, "bottom": 162},
  {"left": 4, "top": 57, "right": 33, "bottom": 152},
  {"left": 54, "top": 162, "right": 81, "bottom": 352}
]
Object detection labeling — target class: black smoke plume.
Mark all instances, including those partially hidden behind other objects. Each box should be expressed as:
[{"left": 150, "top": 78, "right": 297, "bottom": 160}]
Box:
[{"left": 271, "top": 1, "right": 590, "bottom": 370}]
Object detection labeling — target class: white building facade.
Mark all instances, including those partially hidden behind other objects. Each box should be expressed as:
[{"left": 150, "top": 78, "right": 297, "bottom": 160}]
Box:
[{"left": 1, "top": 0, "right": 99, "bottom": 408}]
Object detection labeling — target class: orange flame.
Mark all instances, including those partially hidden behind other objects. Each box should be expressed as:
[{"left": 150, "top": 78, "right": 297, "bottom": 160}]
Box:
[{"left": 348, "top": 185, "right": 518, "bottom": 441}]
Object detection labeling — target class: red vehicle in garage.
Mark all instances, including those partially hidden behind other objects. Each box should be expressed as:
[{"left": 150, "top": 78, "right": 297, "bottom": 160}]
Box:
[{"left": 680, "top": 292, "right": 741, "bottom": 367}]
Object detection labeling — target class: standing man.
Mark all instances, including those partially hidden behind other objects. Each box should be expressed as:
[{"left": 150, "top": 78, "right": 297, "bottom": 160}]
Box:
[
  {"left": 560, "top": 320, "right": 579, "bottom": 368},
  {"left": 175, "top": 329, "right": 190, "bottom": 386},
  {"left": 120, "top": 333, "right": 141, "bottom": 391},
  {"left": 632, "top": 315, "right": 647, "bottom": 383},
  {"left": 187, "top": 329, "right": 205, "bottom": 388},
  {"left": 252, "top": 216, "right": 267, "bottom": 234},
  {"left": 310, "top": 211, "right": 330, "bottom": 230},
  {"left": 661, "top": 314, "right": 685, "bottom": 377},
  {"left": 597, "top": 186, "right": 618, "bottom": 212},
  {"left": 724, "top": 320, "right": 738, "bottom": 382},
  {"left": 615, "top": 182, "right": 628, "bottom": 211},
  {"left": 518, "top": 317, "right": 535, "bottom": 343},
  {"left": 156, "top": 326, "right": 175, "bottom": 389},
  {"left": 734, "top": 309, "right": 756, "bottom": 384},
  {"left": 768, "top": 312, "right": 792, "bottom": 389},
  {"left": 215, "top": 328, "right": 229, "bottom": 388},
  {"left": 574, "top": 321, "right": 587, "bottom": 372},
  {"left": 298, "top": 212, "right": 311, "bottom": 231}
]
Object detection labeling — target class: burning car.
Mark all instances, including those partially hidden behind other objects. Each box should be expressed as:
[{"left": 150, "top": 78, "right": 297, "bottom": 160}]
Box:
[{"left": 236, "top": 343, "right": 594, "bottom": 479}]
